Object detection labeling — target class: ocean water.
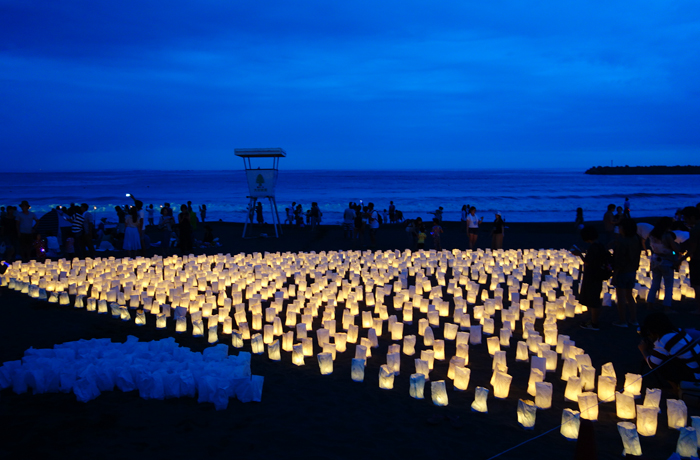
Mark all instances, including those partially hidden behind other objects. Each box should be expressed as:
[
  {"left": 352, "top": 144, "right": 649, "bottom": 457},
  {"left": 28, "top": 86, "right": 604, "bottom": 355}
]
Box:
[{"left": 1, "top": 169, "right": 699, "bottom": 224}]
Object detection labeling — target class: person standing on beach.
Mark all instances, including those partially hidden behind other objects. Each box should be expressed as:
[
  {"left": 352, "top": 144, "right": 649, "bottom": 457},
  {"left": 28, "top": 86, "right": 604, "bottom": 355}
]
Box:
[
  {"left": 461, "top": 205, "right": 468, "bottom": 233},
  {"left": 353, "top": 204, "right": 365, "bottom": 244},
  {"left": 416, "top": 225, "right": 427, "bottom": 250},
  {"left": 367, "top": 203, "right": 380, "bottom": 249},
  {"left": 612, "top": 219, "right": 643, "bottom": 327},
  {"left": 491, "top": 212, "right": 505, "bottom": 249},
  {"left": 466, "top": 207, "right": 482, "bottom": 249},
  {"left": 624, "top": 197, "right": 631, "bottom": 219},
  {"left": 309, "top": 202, "right": 321, "bottom": 233},
  {"left": 601, "top": 204, "right": 616, "bottom": 247},
  {"left": 343, "top": 203, "right": 355, "bottom": 239},
  {"left": 431, "top": 218, "right": 443, "bottom": 251},
  {"left": 123, "top": 206, "right": 142, "bottom": 258},
  {"left": 389, "top": 201, "right": 396, "bottom": 224},
  {"left": 178, "top": 204, "right": 192, "bottom": 253},
  {"left": 646, "top": 217, "right": 680, "bottom": 313},
  {"left": 159, "top": 206, "right": 175, "bottom": 256},
  {"left": 199, "top": 204, "right": 207, "bottom": 223},
  {"left": 16, "top": 201, "right": 37, "bottom": 262},
  {"left": 73, "top": 203, "right": 95, "bottom": 258},
  {"left": 256, "top": 202, "right": 264, "bottom": 225},
  {"left": 147, "top": 204, "right": 155, "bottom": 227},
  {"left": 575, "top": 226, "right": 612, "bottom": 330},
  {"left": 575, "top": 208, "right": 584, "bottom": 232}
]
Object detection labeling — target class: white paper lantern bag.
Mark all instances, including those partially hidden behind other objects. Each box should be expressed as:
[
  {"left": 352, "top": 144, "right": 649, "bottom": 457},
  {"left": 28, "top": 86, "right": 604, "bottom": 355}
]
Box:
[
  {"left": 471, "top": 386, "right": 489, "bottom": 413},
  {"left": 431, "top": 380, "right": 448, "bottom": 406},
  {"left": 668, "top": 399, "right": 688, "bottom": 429},
  {"left": 517, "top": 399, "right": 537, "bottom": 429},
  {"left": 561, "top": 409, "right": 580, "bottom": 440},
  {"left": 617, "top": 422, "right": 642, "bottom": 456},
  {"left": 677, "top": 427, "right": 698, "bottom": 458}
]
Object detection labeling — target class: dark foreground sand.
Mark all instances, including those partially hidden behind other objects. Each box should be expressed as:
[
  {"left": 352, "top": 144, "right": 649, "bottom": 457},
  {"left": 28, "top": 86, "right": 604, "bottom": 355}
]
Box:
[{"left": 1, "top": 219, "right": 698, "bottom": 460}]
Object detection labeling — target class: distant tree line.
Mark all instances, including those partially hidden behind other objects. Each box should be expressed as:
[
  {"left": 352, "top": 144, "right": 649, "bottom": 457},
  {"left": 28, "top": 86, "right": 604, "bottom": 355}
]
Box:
[{"left": 585, "top": 165, "right": 700, "bottom": 175}]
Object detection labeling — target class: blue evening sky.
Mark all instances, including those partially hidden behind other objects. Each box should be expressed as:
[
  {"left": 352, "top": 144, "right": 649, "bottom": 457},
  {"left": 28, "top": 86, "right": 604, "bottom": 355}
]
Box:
[{"left": 1, "top": 1, "right": 698, "bottom": 171}]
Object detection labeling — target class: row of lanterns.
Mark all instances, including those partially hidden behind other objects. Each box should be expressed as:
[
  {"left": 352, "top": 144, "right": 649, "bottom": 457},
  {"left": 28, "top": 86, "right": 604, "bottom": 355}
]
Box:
[{"left": 1, "top": 247, "right": 697, "bottom": 457}]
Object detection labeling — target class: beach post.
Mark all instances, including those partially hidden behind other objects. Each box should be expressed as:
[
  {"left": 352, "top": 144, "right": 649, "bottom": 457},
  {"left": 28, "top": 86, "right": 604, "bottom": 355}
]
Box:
[{"left": 235, "top": 148, "right": 285, "bottom": 238}]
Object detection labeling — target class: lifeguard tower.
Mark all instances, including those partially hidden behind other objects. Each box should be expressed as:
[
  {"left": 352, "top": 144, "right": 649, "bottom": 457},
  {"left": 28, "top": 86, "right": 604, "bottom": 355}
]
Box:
[{"left": 235, "top": 148, "right": 285, "bottom": 238}]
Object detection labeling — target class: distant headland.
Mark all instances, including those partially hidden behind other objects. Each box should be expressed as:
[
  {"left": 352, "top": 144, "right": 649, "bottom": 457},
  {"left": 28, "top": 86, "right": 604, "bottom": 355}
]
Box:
[{"left": 585, "top": 165, "right": 700, "bottom": 175}]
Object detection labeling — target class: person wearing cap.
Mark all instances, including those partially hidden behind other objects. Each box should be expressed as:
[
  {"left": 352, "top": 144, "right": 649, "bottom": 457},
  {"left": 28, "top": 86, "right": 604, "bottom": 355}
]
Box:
[
  {"left": 16, "top": 200, "right": 38, "bottom": 262},
  {"left": 491, "top": 211, "right": 505, "bottom": 249}
]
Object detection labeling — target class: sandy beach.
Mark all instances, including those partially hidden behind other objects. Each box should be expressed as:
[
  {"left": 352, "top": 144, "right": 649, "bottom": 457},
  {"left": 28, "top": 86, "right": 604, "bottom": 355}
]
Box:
[{"left": 1, "top": 219, "right": 698, "bottom": 460}]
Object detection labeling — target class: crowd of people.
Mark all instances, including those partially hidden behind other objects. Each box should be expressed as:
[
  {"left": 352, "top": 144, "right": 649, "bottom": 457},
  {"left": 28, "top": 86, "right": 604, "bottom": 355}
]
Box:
[{"left": 0, "top": 198, "right": 217, "bottom": 262}]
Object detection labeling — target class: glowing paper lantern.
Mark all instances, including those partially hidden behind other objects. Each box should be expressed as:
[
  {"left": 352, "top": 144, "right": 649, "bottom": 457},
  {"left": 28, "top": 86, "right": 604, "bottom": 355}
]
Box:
[
  {"left": 543, "top": 350, "right": 558, "bottom": 372},
  {"left": 601, "top": 362, "right": 616, "bottom": 379},
  {"left": 192, "top": 319, "right": 204, "bottom": 336},
  {"left": 403, "top": 335, "right": 416, "bottom": 356},
  {"left": 492, "top": 351, "right": 507, "bottom": 370},
  {"left": 251, "top": 333, "right": 264, "bottom": 354},
  {"left": 318, "top": 352, "right": 333, "bottom": 375},
  {"left": 444, "top": 323, "right": 458, "bottom": 340},
  {"left": 644, "top": 388, "right": 661, "bottom": 409},
  {"left": 410, "top": 373, "right": 425, "bottom": 399},
  {"left": 431, "top": 380, "right": 448, "bottom": 406},
  {"left": 355, "top": 345, "right": 368, "bottom": 364},
  {"left": 598, "top": 376, "right": 617, "bottom": 403},
  {"left": 515, "top": 342, "right": 529, "bottom": 362},
  {"left": 561, "top": 358, "right": 578, "bottom": 382},
  {"left": 379, "top": 364, "right": 394, "bottom": 390},
  {"left": 156, "top": 313, "right": 167, "bottom": 329},
  {"left": 483, "top": 318, "right": 495, "bottom": 335},
  {"left": 623, "top": 373, "right": 642, "bottom": 398},
  {"left": 580, "top": 365, "right": 596, "bottom": 391},
  {"left": 677, "top": 427, "right": 699, "bottom": 458},
  {"left": 292, "top": 344, "right": 305, "bottom": 366},
  {"left": 578, "top": 392, "right": 599, "bottom": 421},
  {"left": 414, "top": 359, "right": 430, "bottom": 380},
  {"left": 335, "top": 332, "right": 347, "bottom": 353},
  {"left": 268, "top": 340, "right": 281, "bottom": 361},
  {"left": 636, "top": 405, "right": 659, "bottom": 436},
  {"left": 499, "top": 328, "right": 511, "bottom": 347},
  {"left": 492, "top": 372, "right": 512, "bottom": 399},
  {"left": 518, "top": 399, "right": 537, "bottom": 429},
  {"left": 454, "top": 366, "right": 470, "bottom": 391},
  {"left": 617, "top": 422, "right": 642, "bottom": 456},
  {"left": 565, "top": 377, "right": 582, "bottom": 402},
  {"left": 232, "top": 331, "right": 243, "bottom": 348},
  {"left": 423, "top": 327, "right": 434, "bottom": 347},
  {"left": 487, "top": 337, "right": 500, "bottom": 356},
  {"left": 527, "top": 368, "right": 544, "bottom": 396},
  {"left": 561, "top": 409, "right": 580, "bottom": 440},
  {"left": 433, "top": 340, "right": 445, "bottom": 360},
  {"left": 387, "top": 352, "right": 400, "bottom": 375},
  {"left": 616, "top": 391, "right": 636, "bottom": 419},
  {"left": 302, "top": 337, "right": 313, "bottom": 357},
  {"left": 351, "top": 358, "right": 365, "bottom": 382},
  {"left": 472, "top": 386, "right": 489, "bottom": 413},
  {"left": 535, "top": 382, "right": 553, "bottom": 410},
  {"left": 135, "top": 310, "right": 146, "bottom": 326},
  {"left": 456, "top": 344, "right": 470, "bottom": 364},
  {"left": 668, "top": 399, "right": 688, "bottom": 429}
]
